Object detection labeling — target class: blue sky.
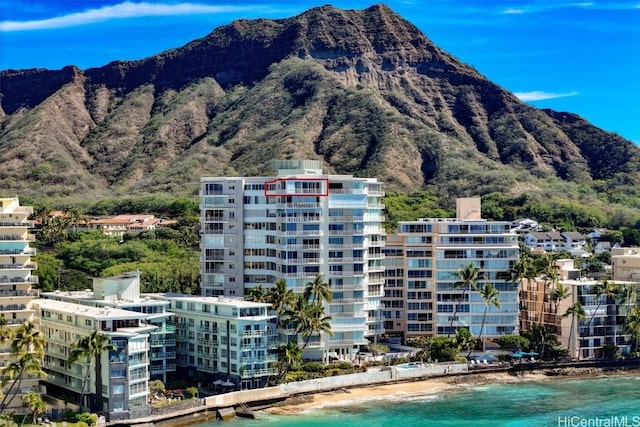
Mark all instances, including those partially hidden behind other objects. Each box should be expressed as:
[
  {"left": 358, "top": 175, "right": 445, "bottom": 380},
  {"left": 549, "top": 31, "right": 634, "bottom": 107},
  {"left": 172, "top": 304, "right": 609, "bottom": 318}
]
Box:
[{"left": 1, "top": 1, "right": 639, "bottom": 143}]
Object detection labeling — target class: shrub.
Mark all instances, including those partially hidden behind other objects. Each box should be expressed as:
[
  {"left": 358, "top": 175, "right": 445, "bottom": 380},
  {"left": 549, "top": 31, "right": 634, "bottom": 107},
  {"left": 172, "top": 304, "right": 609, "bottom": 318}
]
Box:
[
  {"left": 496, "top": 335, "right": 530, "bottom": 351},
  {"left": 63, "top": 409, "right": 78, "bottom": 422},
  {"left": 185, "top": 387, "right": 198, "bottom": 399},
  {"left": 76, "top": 412, "right": 98, "bottom": 426},
  {"left": 301, "top": 362, "right": 325, "bottom": 373}
]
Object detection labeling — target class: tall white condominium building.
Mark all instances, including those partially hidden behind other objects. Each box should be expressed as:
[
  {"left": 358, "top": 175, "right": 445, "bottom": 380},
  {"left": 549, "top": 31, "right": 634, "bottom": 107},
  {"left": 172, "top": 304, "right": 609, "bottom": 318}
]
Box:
[
  {"left": 201, "top": 160, "right": 386, "bottom": 361},
  {"left": 155, "top": 294, "right": 277, "bottom": 390},
  {"left": 384, "top": 198, "right": 520, "bottom": 340},
  {"left": 0, "top": 197, "right": 40, "bottom": 415},
  {"left": 35, "top": 299, "right": 153, "bottom": 420},
  {"left": 42, "top": 271, "right": 176, "bottom": 383}
]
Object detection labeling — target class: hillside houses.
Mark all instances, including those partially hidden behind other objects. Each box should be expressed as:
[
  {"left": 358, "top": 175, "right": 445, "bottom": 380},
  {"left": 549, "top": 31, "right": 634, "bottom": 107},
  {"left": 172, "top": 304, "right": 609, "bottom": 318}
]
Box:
[{"left": 524, "top": 231, "right": 588, "bottom": 254}]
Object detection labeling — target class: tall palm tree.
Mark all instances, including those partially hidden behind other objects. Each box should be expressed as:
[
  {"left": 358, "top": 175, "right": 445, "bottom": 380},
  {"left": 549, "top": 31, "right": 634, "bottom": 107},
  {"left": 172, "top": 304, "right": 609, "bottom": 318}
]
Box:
[
  {"left": 21, "top": 391, "right": 46, "bottom": 427},
  {"left": 550, "top": 282, "right": 572, "bottom": 333},
  {"left": 11, "top": 322, "right": 46, "bottom": 358},
  {"left": 0, "top": 315, "right": 11, "bottom": 344},
  {"left": 304, "top": 274, "right": 332, "bottom": 305},
  {"left": 301, "top": 304, "right": 333, "bottom": 351},
  {"left": 468, "top": 283, "right": 500, "bottom": 356},
  {"left": 538, "top": 254, "right": 559, "bottom": 325},
  {"left": 624, "top": 306, "right": 640, "bottom": 355},
  {"left": 563, "top": 301, "right": 586, "bottom": 360},
  {"left": 275, "top": 340, "right": 303, "bottom": 382},
  {"left": 246, "top": 285, "right": 267, "bottom": 303},
  {"left": 586, "top": 279, "right": 618, "bottom": 337},
  {"left": 67, "top": 330, "right": 116, "bottom": 411},
  {"left": 447, "top": 264, "right": 484, "bottom": 338},
  {"left": 282, "top": 294, "right": 313, "bottom": 344},
  {"left": 615, "top": 284, "right": 637, "bottom": 348},
  {"left": 266, "top": 279, "right": 296, "bottom": 320},
  {"left": 0, "top": 353, "right": 47, "bottom": 412}
]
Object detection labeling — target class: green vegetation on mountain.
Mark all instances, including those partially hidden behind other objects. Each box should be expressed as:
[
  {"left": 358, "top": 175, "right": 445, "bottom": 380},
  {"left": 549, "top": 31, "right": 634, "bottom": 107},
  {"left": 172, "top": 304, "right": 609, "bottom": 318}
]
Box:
[{"left": 1, "top": 4, "right": 639, "bottom": 217}]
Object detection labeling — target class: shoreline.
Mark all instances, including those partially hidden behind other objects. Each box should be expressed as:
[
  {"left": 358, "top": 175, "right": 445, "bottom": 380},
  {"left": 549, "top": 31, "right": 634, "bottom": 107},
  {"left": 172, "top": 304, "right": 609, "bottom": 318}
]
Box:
[{"left": 263, "top": 366, "right": 640, "bottom": 416}]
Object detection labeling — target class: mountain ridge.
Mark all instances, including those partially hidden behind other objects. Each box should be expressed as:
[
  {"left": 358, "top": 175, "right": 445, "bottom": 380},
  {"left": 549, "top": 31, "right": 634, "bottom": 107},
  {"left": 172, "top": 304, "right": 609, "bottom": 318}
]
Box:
[{"left": 1, "top": 4, "right": 638, "bottom": 205}]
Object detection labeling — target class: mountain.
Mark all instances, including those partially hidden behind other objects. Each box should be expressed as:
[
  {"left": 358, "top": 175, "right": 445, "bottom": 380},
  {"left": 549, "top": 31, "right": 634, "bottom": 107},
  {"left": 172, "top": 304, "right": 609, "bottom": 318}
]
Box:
[{"left": 1, "top": 4, "right": 639, "bottom": 203}]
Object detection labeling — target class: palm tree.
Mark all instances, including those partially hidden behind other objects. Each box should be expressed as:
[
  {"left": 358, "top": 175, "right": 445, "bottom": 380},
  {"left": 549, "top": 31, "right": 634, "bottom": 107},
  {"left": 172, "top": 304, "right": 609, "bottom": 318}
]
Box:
[
  {"left": 447, "top": 264, "right": 484, "bottom": 338},
  {"left": 246, "top": 285, "right": 267, "bottom": 303},
  {"left": 586, "top": 279, "right": 618, "bottom": 338},
  {"left": 0, "top": 353, "right": 47, "bottom": 412},
  {"left": 0, "top": 315, "right": 11, "bottom": 345},
  {"left": 301, "top": 304, "right": 333, "bottom": 351},
  {"left": 21, "top": 391, "right": 46, "bottom": 427},
  {"left": 275, "top": 340, "right": 303, "bottom": 382},
  {"left": 304, "top": 274, "right": 332, "bottom": 305},
  {"left": 11, "top": 322, "right": 46, "bottom": 358},
  {"left": 550, "top": 282, "right": 571, "bottom": 334},
  {"left": 266, "top": 279, "right": 296, "bottom": 320},
  {"left": 563, "top": 301, "right": 586, "bottom": 360},
  {"left": 615, "top": 284, "right": 637, "bottom": 349},
  {"left": 282, "top": 294, "right": 313, "bottom": 344},
  {"left": 538, "top": 254, "right": 559, "bottom": 325},
  {"left": 468, "top": 283, "right": 500, "bottom": 356},
  {"left": 624, "top": 306, "right": 640, "bottom": 355},
  {"left": 68, "top": 330, "right": 116, "bottom": 411}
]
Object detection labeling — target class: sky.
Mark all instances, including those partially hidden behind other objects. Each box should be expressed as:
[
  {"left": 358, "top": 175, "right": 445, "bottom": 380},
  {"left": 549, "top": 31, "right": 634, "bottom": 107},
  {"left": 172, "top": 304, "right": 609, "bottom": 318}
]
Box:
[{"left": 1, "top": 1, "right": 639, "bottom": 143}]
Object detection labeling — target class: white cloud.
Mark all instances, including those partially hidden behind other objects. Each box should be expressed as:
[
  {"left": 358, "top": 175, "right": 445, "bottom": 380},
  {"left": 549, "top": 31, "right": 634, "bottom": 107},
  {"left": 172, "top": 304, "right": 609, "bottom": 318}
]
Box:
[
  {"left": 502, "top": 8, "right": 526, "bottom": 14},
  {"left": 0, "top": 2, "right": 265, "bottom": 31},
  {"left": 514, "top": 91, "right": 579, "bottom": 101}
]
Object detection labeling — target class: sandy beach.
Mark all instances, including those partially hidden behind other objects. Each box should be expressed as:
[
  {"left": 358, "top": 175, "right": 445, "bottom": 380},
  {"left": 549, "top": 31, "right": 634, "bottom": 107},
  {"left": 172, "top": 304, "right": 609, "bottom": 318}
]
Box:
[{"left": 264, "top": 367, "right": 633, "bottom": 416}]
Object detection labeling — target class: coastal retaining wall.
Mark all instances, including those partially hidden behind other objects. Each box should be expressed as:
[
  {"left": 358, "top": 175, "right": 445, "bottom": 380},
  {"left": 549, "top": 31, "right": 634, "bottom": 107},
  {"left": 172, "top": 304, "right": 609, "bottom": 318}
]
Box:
[{"left": 201, "top": 362, "right": 467, "bottom": 408}]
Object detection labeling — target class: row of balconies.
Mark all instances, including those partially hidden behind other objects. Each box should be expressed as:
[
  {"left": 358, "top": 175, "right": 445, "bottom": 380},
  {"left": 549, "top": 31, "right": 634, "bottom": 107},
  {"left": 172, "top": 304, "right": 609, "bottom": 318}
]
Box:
[
  {"left": 0, "top": 220, "right": 35, "bottom": 227},
  {"left": 150, "top": 364, "right": 177, "bottom": 372},
  {"left": 0, "top": 248, "right": 36, "bottom": 255},
  {"left": 0, "top": 276, "right": 38, "bottom": 284},
  {"left": 0, "top": 234, "right": 35, "bottom": 241},
  {"left": 0, "top": 290, "right": 38, "bottom": 298},
  {"left": 0, "top": 304, "right": 27, "bottom": 311},
  {"left": 150, "top": 352, "right": 176, "bottom": 360},
  {"left": 0, "top": 263, "right": 37, "bottom": 270},
  {"left": 239, "top": 367, "right": 278, "bottom": 378},
  {"left": 149, "top": 339, "right": 176, "bottom": 347}
]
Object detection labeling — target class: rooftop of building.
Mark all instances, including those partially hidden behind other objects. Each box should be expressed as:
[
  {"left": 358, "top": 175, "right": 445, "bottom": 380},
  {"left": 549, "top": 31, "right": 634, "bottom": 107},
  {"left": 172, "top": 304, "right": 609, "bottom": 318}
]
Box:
[
  {"left": 153, "top": 292, "right": 271, "bottom": 309},
  {"left": 36, "top": 298, "right": 150, "bottom": 320}
]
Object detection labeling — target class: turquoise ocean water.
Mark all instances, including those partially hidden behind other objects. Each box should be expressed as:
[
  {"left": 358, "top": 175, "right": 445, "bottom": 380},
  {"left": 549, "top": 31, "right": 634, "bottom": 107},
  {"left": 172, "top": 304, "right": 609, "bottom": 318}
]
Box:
[{"left": 195, "top": 375, "right": 640, "bottom": 427}]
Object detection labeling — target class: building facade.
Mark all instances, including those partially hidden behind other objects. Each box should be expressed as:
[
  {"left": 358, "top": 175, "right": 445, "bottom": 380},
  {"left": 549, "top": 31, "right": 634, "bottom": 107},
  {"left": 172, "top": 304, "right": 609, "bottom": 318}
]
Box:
[
  {"left": 0, "top": 197, "right": 40, "bottom": 414},
  {"left": 611, "top": 247, "right": 640, "bottom": 282},
  {"left": 200, "top": 160, "right": 385, "bottom": 361},
  {"left": 155, "top": 294, "right": 277, "bottom": 390},
  {"left": 382, "top": 198, "right": 520, "bottom": 341},
  {"left": 35, "top": 299, "right": 153, "bottom": 420},
  {"left": 42, "top": 272, "right": 177, "bottom": 383}
]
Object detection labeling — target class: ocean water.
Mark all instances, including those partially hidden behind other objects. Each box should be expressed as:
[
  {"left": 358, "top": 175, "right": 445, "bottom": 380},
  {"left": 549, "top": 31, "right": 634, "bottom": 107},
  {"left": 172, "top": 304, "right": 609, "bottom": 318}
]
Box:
[{"left": 196, "top": 375, "right": 640, "bottom": 427}]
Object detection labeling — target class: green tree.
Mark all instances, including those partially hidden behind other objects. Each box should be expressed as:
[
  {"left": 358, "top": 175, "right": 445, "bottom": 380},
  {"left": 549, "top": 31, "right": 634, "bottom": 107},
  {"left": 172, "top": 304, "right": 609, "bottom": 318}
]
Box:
[
  {"left": 68, "top": 330, "right": 116, "bottom": 411},
  {"left": 276, "top": 340, "right": 303, "bottom": 382},
  {"left": 246, "top": 285, "right": 267, "bottom": 303},
  {"left": 21, "top": 391, "right": 46, "bottom": 427},
  {"left": 0, "top": 353, "right": 47, "bottom": 412},
  {"left": 301, "top": 304, "right": 333, "bottom": 350},
  {"left": 586, "top": 280, "right": 618, "bottom": 336},
  {"left": 447, "top": 264, "right": 484, "bottom": 338},
  {"left": 304, "top": 274, "right": 332, "bottom": 305},
  {"left": 470, "top": 283, "right": 500, "bottom": 356},
  {"left": 563, "top": 301, "right": 586, "bottom": 360},
  {"left": 0, "top": 321, "right": 47, "bottom": 412},
  {"left": 624, "top": 306, "right": 640, "bottom": 355},
  {"left": 266, "top": 279, "right": 296, "bottom": 320}
]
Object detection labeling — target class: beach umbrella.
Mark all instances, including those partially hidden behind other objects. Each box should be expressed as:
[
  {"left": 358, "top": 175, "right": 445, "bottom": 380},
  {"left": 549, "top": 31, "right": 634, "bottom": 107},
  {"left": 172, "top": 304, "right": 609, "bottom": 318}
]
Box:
[
  {"left": 222, "top": 380, "right": 234, "bottom": 387},
  {"left": 511, "top": 351, "right": 524, "bottom": 358},
  {"left": 527, "top": 351, "right": 539, "bottom": 356},
  {"left": 213, "top": 379, "right": 224, "bottom": 385}
]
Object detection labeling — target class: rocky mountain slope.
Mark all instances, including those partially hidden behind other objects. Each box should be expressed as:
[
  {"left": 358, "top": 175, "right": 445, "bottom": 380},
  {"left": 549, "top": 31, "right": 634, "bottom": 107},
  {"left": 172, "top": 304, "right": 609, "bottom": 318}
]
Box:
[{"left": 1, "top": 4, "right": 638, "bottom": 201}]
